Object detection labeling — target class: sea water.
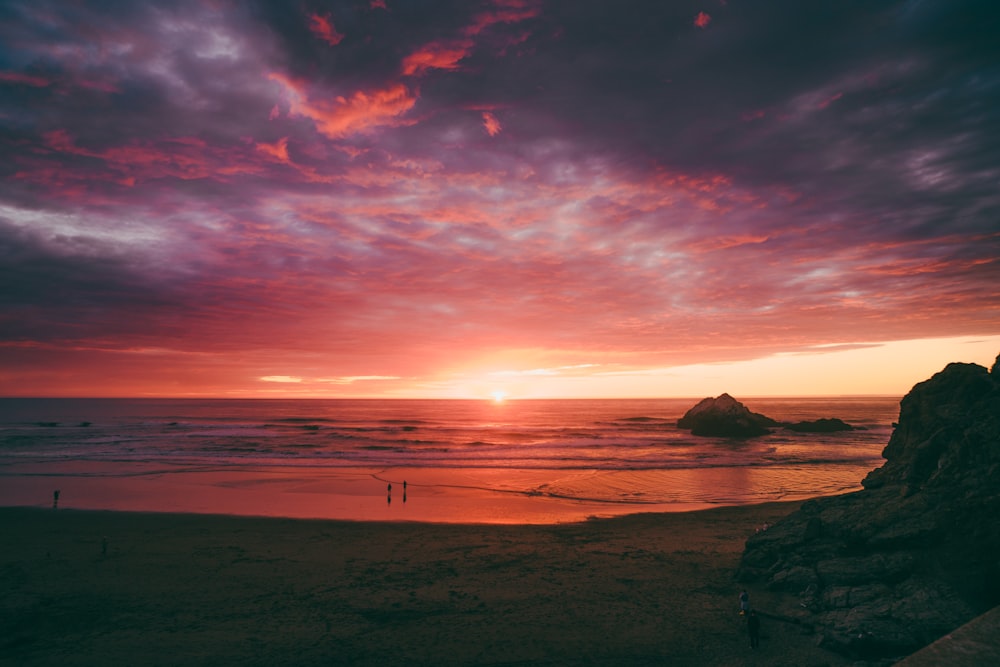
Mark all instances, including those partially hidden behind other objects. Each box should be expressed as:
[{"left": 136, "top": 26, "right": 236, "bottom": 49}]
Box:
[{"left": 0, "top": 397, "right": 898, "bottom": 517}]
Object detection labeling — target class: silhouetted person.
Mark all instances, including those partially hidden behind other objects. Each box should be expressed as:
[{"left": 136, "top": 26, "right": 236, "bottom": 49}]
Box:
[
  {"left": 387, "top": 482, "right": 392, "bottom": 495},
  {"left": 739, "top": 590, "right": 750, "bottom": 615},
  {"left": 53, "top": 489, "right": 60, "bottom": 509},
  {"left": 747, "top": 610, "right": 760, "bottom": 649}
]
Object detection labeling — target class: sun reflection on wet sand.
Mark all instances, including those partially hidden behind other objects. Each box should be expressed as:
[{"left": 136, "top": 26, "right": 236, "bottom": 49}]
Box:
[{"left": 0, "top": 461, "right": 871, "bottom": 524}]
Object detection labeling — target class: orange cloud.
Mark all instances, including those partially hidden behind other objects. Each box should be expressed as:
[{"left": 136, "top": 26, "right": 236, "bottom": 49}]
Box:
[
  {"left": 308, "top": 13, "right": 344, "bottom": 46},
  {"left": 402, "top": 1, "right": 540, "bottom": 76},
  {"left": 467, "top": 0, "right": 541, "bottom": 36},
  {"left": 402, "top": 42, "right": 471, "bottom": 76},
  {"left": 269, "top": 72, "right": 417, "bottom": 138},
  {"left": 482, "top": 111, "right": 502, "bottom": 136},
  {"left": 256, "top": 137, "right": 290, "bottom": 163},
  {"left": 694, "top": 11, "right": 712, "bottom": 28}
]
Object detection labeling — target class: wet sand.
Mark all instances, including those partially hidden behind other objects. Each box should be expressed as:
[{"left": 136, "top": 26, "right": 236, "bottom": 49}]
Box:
[
  {"left": 0, "top": 461, "right": 853, "bottom": 523},
  {"left": 1, "top": 503, "right": 852, "bottom": 667}
]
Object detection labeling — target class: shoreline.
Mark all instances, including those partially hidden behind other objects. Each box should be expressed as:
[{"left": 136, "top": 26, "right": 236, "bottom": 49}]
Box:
[
  {"left": 0, "top": 460, "right": 865, "bottom": 525},
  {"left": 0, "top": 501, "right": 854, "bottom": 666}
]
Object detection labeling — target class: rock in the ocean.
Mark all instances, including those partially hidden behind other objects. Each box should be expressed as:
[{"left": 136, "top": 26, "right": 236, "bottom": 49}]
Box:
[
  {"left": 677, "top": 393, "right": 777, "bottom": 437},
  {"left": 737, "top": 354, "right": 1000, "bottom": 661},
  {"left": 783, "top": 417, "right": 856, "bottom": 433}
]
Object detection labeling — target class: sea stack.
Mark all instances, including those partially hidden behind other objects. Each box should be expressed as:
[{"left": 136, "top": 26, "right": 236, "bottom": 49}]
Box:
[
  {"left": 737, "top": 354, "right": 1000, "bottom": 661},
  {"left": 677, "top": 393, "right": 777, "bottom": 437}
]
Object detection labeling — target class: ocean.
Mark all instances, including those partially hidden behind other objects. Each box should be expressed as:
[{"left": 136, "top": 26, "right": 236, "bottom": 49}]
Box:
[{"left": 0, "top": 397, "right": 899, "bottom": 521}]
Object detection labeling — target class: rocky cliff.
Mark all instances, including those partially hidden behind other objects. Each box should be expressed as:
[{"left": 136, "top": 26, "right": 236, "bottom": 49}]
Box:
[{"left": 737, "top": 356, "right": 1000, "bottom": 660}]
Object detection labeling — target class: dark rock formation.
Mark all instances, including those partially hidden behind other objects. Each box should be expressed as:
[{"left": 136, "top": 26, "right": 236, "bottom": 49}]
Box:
[
  {"left": 678, "top": 394, "right": 857, "bottom": 437},
  {"left": 677, "top": 393, "right": 778, "bottom": 437},
  {"left": 738, "top": 355, "right": 1000, "bottom": 660},
  {"left": 783, "top": 417, "right": 856, "bottom": 433}
]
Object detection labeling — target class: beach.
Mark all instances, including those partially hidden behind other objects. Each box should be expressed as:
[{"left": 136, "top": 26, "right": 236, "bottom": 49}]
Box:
[
  {"left": 0, "top": 397, "right": 894, "bottom": 664},
  {"left": 0, "top": 396, "right": 898, "bottom": 522},
  {"left": 1, "top": 503, "right": 852, "bottom": 667}
]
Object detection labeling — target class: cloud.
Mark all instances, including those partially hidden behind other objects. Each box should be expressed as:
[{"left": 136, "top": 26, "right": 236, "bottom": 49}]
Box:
[
  {"left": 268, "top": 72, "right": 418, "bottom": 138},
  {"left": 308, "top": 13, "right": 344, "bottom": 46},
  {"left": 0, "top": 0, "right": 997, "bottom": 397},
  {"left": 482, "top": 111, "right": 502, "bottom": 136},
  {"left": 401, "top": 42, "right": 472, "bottom": 76},
  {"left": 260, "top": 375, "right": 303, "bottom": 383},
  {"left": 490, "top": 364, "right": 599, "bottom": 377},
  {"left": 0, "top": 71, "right": 52, "bottom": 87},
  {"left": 256, "top": 137, "right": 291, "bottom": 163},
  {"left": 317, "top": 375, "right": 402, "bottom": 384}
]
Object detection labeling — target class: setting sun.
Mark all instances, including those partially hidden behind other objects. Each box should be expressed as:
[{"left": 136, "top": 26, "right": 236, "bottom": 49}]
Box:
[{"left": 491, "top": 390, "right": 508, "bottom": 403}]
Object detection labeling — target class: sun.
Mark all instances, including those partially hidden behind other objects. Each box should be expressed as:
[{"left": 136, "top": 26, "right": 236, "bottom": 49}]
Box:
[{"left": 491, "top": 390, "right": 508, "bottom": 403}]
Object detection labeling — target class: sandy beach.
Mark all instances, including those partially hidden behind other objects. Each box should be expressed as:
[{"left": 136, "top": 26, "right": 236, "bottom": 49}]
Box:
[{"left": 1, "top": 503, "right": 852, "bottom": 667}]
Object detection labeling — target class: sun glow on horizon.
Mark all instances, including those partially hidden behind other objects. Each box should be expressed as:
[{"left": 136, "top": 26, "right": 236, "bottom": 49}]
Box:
[{"left": 440, "top": 336, "right": 1000, "bottom": 401}]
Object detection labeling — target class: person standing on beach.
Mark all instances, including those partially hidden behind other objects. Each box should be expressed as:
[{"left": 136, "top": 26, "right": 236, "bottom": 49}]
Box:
[
  {"left": 747, "top": 610, "right": 760, "bottom": 649},
  {"left": 53, "top": 489, "right": 60, "bottom": 509}
]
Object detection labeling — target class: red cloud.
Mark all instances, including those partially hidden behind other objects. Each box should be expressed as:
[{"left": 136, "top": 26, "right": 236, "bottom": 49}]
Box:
[
  {"left": 269, "top": 72, "right": 417, "bottom": 138},
  {"left": 402, "top": 42, "right": 471, "bottom": 76},
  {"left": 35, "top": 129, "right": 264, "bottom": 188},
  {"left": 0, "top": 71, "right": 52, "bottom": 87},
  {"left": 256, "top": 137, "right": 290, "bottom": 163},
  {"left": 467, "top": 0, "right": 541, "bottom": 36},
  {"left": 308, "top": 13, "right": 344, "bottom": 46},
  {"left": 818, "top": 92, "right": 843, "bottom": 109},
  {"left": 482, "top": 111, "right": 502, "bottom": 136},
  {"left": 694, "top": 12, "right": 712, "bottom": 28},
  {"left": 402, "top": 1, "right": 540, "bottom": 77}
]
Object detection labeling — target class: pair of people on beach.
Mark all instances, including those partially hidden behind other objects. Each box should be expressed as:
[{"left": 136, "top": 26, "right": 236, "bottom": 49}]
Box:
[{"left": 387, "top": 481, "right": 407, "bottom": 503}]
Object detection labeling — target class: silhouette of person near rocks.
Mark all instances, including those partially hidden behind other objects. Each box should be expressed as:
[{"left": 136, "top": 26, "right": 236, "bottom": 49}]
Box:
[
  {"left": 53, "top": 489, "right": 60, "bottom": 509},
  {"left": 747, "top": 610, "right": 760, "bottom": 649},
  {"left": 739, "top": 590, "right": 750, "bottom": 615}
]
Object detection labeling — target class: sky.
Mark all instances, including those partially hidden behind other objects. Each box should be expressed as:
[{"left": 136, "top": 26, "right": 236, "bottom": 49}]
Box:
[{"left": 1, "top": 0, "right": 998, "bottom": 399}]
